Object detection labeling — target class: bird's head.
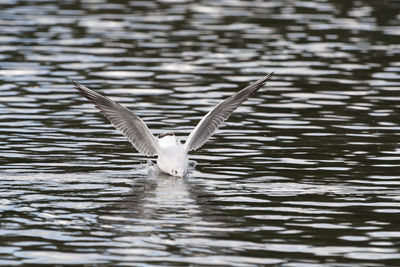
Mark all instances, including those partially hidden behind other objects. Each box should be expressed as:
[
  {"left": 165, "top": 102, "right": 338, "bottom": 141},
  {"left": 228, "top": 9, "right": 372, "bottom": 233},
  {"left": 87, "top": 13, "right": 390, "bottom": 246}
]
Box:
[{"left": 167, "top": 165, "right": 186, "bottom": 177}]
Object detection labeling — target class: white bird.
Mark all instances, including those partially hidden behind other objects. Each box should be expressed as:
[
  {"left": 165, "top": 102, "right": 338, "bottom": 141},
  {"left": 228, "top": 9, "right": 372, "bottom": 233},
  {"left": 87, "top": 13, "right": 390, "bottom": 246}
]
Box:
[{"left": 72, "top": 72, "right": 273, "bottom": 177}]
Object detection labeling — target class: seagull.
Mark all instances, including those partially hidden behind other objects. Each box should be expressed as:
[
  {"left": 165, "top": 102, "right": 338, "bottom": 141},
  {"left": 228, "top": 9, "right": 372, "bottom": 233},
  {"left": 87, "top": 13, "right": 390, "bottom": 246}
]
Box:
[{"left": 72, "top": 72, "right": 273, "bottom": 177}]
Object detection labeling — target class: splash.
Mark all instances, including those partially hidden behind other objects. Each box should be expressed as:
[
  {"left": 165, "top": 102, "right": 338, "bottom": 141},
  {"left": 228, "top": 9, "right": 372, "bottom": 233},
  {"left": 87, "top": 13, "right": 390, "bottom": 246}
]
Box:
[
  {"left": 139, "top": 160, "right": 197, "bottom": 177},
  {"left": 186, "top": 160, "right": 197, "bottom": 175},
  {"left": 139, "top": 160, "right": 159, "bottom": 176}
]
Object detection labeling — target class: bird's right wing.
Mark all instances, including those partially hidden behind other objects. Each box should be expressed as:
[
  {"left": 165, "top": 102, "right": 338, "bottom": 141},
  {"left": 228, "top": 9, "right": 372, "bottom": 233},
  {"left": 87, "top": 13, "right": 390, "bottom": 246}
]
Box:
[
  {"left": 184, "top": 72, "right": 274, "bottom": 153},
  {"left": 72, "top": 82, "right": 160, "bottom": 156}
]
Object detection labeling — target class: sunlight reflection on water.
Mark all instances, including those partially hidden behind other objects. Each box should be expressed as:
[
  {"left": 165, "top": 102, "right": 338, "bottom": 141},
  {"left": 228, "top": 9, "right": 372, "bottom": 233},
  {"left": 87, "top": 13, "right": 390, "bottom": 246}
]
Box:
[{"left": 0, "top": 0, "right": 400, "bottom": 265}]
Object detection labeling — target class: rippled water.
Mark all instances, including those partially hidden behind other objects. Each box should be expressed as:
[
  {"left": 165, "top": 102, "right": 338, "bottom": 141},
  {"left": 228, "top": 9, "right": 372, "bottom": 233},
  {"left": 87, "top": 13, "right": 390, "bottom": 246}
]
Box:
[{"left": 1, "top": 0, "right": 400, "bottom": 265}]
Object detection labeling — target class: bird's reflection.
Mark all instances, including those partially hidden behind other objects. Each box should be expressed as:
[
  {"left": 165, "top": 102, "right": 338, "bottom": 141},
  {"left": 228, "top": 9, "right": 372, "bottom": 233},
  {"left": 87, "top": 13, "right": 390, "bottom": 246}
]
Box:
[{"left": 98, "top": 169, "right": 229, "bottom": 240}]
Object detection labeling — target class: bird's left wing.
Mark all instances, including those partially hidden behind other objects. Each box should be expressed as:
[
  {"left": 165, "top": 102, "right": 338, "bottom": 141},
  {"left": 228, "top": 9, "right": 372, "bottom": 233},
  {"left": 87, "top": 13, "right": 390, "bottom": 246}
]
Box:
[
  {"left": 72, "top": 82, "right": 161, "bottom": 156},
  {"left": 184, "top": 72, "right": 274, "bottom": 153}
]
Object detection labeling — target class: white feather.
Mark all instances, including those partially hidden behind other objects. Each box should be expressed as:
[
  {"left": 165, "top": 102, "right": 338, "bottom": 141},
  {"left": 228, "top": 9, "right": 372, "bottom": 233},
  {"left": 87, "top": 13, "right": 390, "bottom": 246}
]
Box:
[{"left": 184, "top": 72, "right": 274, "bottom": 152}]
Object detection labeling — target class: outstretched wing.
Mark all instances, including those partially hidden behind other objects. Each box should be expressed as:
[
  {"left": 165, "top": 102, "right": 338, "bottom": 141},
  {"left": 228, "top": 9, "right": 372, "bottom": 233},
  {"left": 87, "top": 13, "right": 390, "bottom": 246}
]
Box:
[
  {"left": 72, "top": 82, "right": 160, "bottom": 156},
  {"left": 184, "top": 72, "right": 274, "bottom": 152}
]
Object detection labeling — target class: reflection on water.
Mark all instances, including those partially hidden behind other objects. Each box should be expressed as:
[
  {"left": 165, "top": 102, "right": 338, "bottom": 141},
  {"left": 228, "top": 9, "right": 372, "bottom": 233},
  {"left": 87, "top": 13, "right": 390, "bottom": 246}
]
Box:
[{"left": 1, "top": 0, "right": 400, "bottom": 265}]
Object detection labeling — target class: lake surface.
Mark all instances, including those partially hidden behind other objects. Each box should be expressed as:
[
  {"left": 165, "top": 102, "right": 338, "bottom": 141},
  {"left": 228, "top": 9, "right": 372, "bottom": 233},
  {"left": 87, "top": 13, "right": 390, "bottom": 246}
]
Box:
[{"left": 1, "top": 0, "right": 400, "bottom": 265}]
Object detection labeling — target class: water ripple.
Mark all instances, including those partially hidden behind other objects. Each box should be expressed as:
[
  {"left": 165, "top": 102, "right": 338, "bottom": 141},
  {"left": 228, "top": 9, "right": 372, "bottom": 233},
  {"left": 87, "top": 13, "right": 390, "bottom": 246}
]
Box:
[{"left": 1, "top": 0, "right": 400, "bottom": 265}]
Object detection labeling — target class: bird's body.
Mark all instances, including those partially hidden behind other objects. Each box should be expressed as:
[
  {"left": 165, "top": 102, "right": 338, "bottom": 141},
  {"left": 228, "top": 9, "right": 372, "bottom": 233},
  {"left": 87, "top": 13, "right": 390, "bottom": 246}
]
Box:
[
  {"left": 156, "top": 133, "right": 188, "bottom": 177},
  {"left": 72, "top": 72, "right": 273, "bottom": 177}
]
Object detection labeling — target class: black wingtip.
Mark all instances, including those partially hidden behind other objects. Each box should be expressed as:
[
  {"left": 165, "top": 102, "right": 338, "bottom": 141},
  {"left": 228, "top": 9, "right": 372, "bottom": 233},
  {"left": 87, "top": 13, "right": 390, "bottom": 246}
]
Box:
[
  {"left": 260, "top": 71, "right": 274, "bottom": 87},
  {"left": 71, "top": 81, "right": 81, "bottom": 89},
  {"left": 254, "top": 71, "right": 275, "bottom": 88},
  {"left": 71, "top": 82, "right": 90, "bottom": 95},
  {"left": 265, "top": 71, "right": 274, "bottom": 81}
]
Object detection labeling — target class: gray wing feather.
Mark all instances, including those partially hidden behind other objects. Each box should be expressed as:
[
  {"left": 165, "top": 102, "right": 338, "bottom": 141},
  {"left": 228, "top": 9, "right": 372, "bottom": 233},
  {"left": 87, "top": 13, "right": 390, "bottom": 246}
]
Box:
[
  {"left": 184, "top": 72, "right": 274, "bottom": 152},
  {"left": 72, "top": 82, "right": 160, "bottom": 156}
]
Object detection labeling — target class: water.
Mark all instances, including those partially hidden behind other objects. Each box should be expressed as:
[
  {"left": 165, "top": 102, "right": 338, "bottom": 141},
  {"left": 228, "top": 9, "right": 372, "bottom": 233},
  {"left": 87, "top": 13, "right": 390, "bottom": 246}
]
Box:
[{"left": 1, "top": 0, "right": 400, "bottom": 265}]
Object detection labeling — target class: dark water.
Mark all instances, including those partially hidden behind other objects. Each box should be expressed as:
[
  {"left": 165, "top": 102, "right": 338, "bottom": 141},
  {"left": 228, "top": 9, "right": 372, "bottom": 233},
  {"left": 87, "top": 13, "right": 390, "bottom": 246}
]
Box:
[{"left": 1, "top": 0, "right": 400, "bottom": 265}]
